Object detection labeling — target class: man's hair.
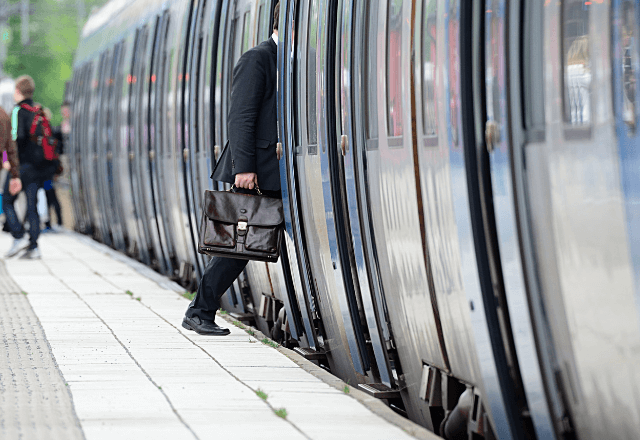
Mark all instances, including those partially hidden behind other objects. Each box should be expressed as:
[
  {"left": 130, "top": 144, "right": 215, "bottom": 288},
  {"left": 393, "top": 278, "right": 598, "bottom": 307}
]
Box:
[
  {"left": 273, "top": 1, "right": 279, "bottom": 31},
  {"left": 15, "top": 75, "right": 35, "bottom": 99}
]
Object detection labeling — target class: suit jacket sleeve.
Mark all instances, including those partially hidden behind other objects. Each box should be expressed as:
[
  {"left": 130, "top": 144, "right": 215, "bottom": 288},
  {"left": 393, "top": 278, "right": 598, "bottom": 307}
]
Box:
[{"left": 228, "top": 49, "right": 266, "bottom": 175}]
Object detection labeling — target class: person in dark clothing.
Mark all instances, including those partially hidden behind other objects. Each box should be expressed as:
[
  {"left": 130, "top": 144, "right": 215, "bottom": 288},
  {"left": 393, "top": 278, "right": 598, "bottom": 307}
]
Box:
[
  {"left": 3, "top": 75, "right": 47, "bottom": 259},
  {"left": 182, "top": 2, "right": 281, "bottom": 336},
  {"left": 42, "top": 109, "right": 63, "bottom": 231}
]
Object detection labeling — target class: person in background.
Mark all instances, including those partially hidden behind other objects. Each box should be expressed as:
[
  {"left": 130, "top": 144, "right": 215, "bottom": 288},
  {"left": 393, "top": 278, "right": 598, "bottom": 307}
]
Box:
[
  {"left": 41, "top": 107, "right": 63, "bottom": 232},
  {"left": 3, "top": 75, "right": 46, "bottom": 259},
  {"left": 0, "top": 107, "right": 22, "bottom": 207}
]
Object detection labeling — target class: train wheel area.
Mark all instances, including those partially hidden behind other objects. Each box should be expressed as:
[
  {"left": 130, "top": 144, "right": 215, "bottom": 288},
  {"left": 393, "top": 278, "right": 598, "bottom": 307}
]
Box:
[{"left": 0, "top": 230, "right": 438, "bottom": 440}]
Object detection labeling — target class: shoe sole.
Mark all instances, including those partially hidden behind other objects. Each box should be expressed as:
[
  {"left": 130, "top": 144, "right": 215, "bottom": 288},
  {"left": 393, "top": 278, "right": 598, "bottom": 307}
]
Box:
[{"left": 181, "top": 320, "right": 230, "bottom": 336}]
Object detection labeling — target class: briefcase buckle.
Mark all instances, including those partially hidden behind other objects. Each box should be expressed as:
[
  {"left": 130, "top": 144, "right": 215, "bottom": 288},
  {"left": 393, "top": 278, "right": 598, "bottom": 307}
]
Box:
[{"left": 237, "top": 221, "right": 248, "bottom": 232}]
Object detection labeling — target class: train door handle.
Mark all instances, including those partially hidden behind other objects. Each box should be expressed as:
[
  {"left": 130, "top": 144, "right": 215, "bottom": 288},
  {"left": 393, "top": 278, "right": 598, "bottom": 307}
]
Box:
[
  {"left": 340, "top": 135, "right": 348, "bottom": 156},
  {"left": 276, "top": 142, "right": 283, "bottom": 160},
  {"left": 485, "top": 120, "right": 500, "bottom": 153},
  {"left": 107, "top": 152, "right": 113, "bottom": 161},
  {"left": 129, "top": 152, "right": 134, "bottom": 161},
  {"left": 149, "top": 150, "right": 155, "bottom": 160},
  {"left": 214, "top": 144, "right": 220, "bottom": 160},
  {"left": 183, "top": 148, "right": 189, "bottom": 162}
]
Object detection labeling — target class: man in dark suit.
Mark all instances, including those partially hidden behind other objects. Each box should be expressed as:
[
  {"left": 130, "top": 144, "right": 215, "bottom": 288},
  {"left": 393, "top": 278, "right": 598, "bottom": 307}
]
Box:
[{"left": 182, "top": 2, "right": 281, "bottom": 336}]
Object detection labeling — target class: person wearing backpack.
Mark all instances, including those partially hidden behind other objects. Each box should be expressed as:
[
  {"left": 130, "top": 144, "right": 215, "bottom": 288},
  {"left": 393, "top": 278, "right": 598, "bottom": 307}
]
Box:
[{"left": 3, "top": 75, "right": 51, "bottom": 259}]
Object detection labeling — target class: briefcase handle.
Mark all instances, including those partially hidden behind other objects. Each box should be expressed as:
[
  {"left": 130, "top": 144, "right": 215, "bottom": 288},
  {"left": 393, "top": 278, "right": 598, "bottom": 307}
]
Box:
[{"left": 229, "top": 184, "right": 263, "bottom": 196}]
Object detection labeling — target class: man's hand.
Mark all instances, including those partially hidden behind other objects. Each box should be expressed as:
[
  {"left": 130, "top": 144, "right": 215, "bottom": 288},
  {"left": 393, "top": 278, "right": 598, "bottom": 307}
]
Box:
[
  {"left": 2, "top": 161, "right": 10, "bottom": 171},
  {"left": 234, "top": 172, "right": 258, "bottom": 190},
  {"left": 9, "top": 178, "right": 21, "bottom": 196}
]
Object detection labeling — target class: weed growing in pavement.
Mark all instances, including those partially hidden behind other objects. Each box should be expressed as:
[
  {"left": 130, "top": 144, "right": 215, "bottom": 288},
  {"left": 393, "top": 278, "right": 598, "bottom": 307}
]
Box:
[
  {"left": 219, "top": 310, "right": 229, "bottom": 315},
  {"left": 232, "top": 320, "right": 246, "bottom": 329},
  {"left": 21, "top": 291, "right": 27, "bottom": 295},
  {"left": 274, "top": 408, "right": 288, "bottom": 419},
  {"left": 343, "top": 385, "right": 350, "bottom": 394},
  {"left": 249, "top": 338, "right": 256, "bottom": 343},
  {"left": 182, "top": 291, "right": 196, "bottom": 300},
  {"left": 158, "top": 386, "right": 162, "bottom": 390},
  {"left": 261, "top": 338, "right": 279, "bottom": 349},
  {"left": 246, "top": 329, "right": 255, "bottom": 336},
  {"left": 135, "top": 297, "right": 141, "bottom": 301},
  {"left": 256, "top": 389, "right": 268, "bottom": 401},
  {"left": 125, "top": 290, "right": 133, "bottom": 297}
]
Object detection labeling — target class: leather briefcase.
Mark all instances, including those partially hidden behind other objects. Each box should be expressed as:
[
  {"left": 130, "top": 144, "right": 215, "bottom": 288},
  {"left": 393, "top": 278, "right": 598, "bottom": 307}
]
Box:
[{"left": 198, "top": 187, "right": 284, "bottom": 263}]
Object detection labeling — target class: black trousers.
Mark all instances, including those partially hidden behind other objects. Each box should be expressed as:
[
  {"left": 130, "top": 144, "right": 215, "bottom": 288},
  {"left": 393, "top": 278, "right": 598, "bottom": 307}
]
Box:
[
  {"left": 184, "top": 186, "right": 280, "bottom": 322},
  {"left": 185, "top": 256, "right": 248, "bottom": 321}
]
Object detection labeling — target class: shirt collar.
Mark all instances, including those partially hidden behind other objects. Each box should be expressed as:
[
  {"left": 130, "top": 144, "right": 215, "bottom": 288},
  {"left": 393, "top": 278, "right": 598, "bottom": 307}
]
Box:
[{"left": 272, "top": 33, "right": 278, "bottom": 46}]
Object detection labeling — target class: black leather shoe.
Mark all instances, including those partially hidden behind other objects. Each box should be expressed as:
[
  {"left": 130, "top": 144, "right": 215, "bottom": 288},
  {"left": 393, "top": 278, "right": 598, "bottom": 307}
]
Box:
[{"left": 182, "top": 316, "right": 231, "bottom": 336}]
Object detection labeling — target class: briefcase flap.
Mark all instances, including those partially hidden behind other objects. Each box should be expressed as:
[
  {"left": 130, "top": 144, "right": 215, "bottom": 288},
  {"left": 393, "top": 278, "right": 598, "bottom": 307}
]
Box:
[{"left": 203, "top": 190, "right": 283, "bottom": 227}]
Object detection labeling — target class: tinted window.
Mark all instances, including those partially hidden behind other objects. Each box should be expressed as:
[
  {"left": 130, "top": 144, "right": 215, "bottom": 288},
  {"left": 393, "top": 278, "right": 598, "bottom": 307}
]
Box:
[
  {"left": 307, "top": 1, "right": 319, "bottom": 146},
  {"left": 365, "top": 0, "right": 379, "bottom": 146},
  {"left": 242, "top": 11, "right": 252, "bottom": 54},
  {"left": 620, "top": 0, "right": 637, "bottom": 133},
  {"left": 421, "top": 0, "right": 437, "bottom": 138},
  {"left": 257, "top": 3, "right": 265, "bottom": 39},
  {"left": 563, "top": 0, "right": 591, "bottom": 126},
  {"left": 386, "top": 0, "right": 403, "bottom": 137}
]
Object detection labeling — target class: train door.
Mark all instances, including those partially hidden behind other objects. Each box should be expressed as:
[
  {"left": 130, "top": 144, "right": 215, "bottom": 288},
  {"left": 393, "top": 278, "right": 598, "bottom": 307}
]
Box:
[
  {"left": 179, "top": 0, "right": 207, "bottom": 280},
  {"left": 335, "top": 0, "right": 403, "bottom": 387},
  {"left": 104, "top": 43, "right": 127, "bottom": 252},
  {"left": 148, "top": 12, "right": 176, "bottom": 276},
  {"left": 213, "top": 0, "right": 257, "bottom": 315},
  {"left": 128, "top": 26, "right": 152, "bottom": 265},
  {"left": 115, "top": 32, "right": 140, "bottom": 256},
  {"left": 280, "top": 0, "right": 373, "bottom": 385},
  {"left": 137, "top": 16, "right": 170, "bottom": 274},
  {"left": 88, "top": 54, "right": 111, "bottom": 245},
  {"left": 70, "top": 66, "right": 92, "bottom": 234},
  {"left": 346, "top": 0, "right": 448, "bottom": 427},
  {"left": 186, "top": 0, "right": 214, "bottom": 274}
]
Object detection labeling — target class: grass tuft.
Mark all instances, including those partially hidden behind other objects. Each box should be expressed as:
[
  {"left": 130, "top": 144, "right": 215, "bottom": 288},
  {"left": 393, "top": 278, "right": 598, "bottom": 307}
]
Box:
[
  {"left": 256, "top": 389, "right": 268, "bottom": 401},
  {"left": 125, "top": 290, "right": 133, "bottom": 296},
  {"left": 232, "top": 320, "right": 246, "bottom": 329},
  {"left": 343, "top": 385, "right": 350, "bottom": 394},
  {"left": 261, "top": 338, "right": 279, "bottom": 349},
  {"left": 274, "top": 408, "right": 287, "bottom": 419},
  {"left": 246, "top": 329, "right": 255, "bottom": 336},
  {"left": 182, "top": 291, "right": 196, "bottom": 300},
  {"left": 219, "top": 310, "right": 229, "bottom": 315},
  {"left": 135, "top": 297, "right": 141, "bottom": 302},
  {"left": 21, "top": 291, "right": 28, "bottom": 295}
]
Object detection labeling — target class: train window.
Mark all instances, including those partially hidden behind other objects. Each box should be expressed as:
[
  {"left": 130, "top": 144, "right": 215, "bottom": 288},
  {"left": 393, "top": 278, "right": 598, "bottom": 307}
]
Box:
[
  {"left": 421, "top": 0, "right": 437, "bottom": 142},
  {"left": 523, "top": 0, "right": 546, "bottom": 140},
  {"left": 620, "top": 0, "right": 637, "bottom": 133},
  {"left": 307, "top": 0, "right": 319, "bottom": 147},
  {"left": 257, "top": 3, "right": 265, "bottom": 40},
  {"left": 364, "top": 0, "right": 379, "bottom": 150},
  {"left": 241, "top": 11, "right": 252, "bottom": 54},
  {"left": 562, "top": 0, "right": 591, "bottom": 129},
  {"left": 386, "top": 0, "right": 403, "bottom": 141}
]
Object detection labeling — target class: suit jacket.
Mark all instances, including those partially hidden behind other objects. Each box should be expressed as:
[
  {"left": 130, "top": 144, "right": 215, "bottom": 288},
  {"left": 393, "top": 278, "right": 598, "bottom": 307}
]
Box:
[{"left": 212, "top": 38, "right": 280, "bottom": 191}]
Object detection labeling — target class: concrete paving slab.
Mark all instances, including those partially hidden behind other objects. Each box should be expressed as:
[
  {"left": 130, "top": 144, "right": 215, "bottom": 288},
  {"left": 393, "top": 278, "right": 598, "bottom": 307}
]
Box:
[{"left": 0, "top": 231, "right": 436, "bottom": 440}]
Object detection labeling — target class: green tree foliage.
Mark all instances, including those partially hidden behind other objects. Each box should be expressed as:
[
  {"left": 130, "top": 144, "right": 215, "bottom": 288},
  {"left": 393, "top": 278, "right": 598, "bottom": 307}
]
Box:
[{"left": 3, "top": 0, "right": 107, "bottom": 125}]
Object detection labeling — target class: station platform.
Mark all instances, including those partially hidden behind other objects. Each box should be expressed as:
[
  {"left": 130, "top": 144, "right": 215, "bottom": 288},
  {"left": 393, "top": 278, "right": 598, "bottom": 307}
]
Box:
[{"left": 0, "top": 230, "right": 438, "bottom": 440}]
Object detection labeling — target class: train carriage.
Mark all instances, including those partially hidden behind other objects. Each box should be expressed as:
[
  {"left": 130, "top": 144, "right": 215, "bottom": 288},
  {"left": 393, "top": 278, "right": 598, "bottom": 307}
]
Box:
[{"left": 69, "top": 0, "right": 640, "bottom": 439}]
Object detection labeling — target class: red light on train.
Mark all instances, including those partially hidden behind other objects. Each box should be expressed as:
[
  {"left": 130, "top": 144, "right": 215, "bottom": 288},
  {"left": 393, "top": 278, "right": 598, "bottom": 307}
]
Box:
[{"left": 151, "top": 74, "right": 156, "bottom": 83}]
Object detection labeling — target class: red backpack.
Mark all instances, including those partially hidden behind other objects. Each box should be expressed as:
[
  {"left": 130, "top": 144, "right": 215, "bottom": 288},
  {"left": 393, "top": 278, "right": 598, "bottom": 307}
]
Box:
[{"left": 20, "top": 103, "right": 58, "bottom": 163}]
